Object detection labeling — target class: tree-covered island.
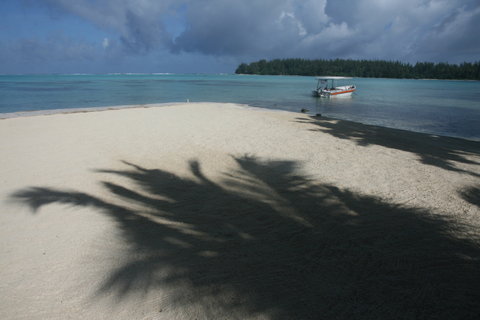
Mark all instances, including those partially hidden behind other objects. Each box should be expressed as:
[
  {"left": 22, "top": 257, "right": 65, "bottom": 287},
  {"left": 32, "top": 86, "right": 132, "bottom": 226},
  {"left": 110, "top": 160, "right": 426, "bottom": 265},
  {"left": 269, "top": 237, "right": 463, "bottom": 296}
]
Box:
[{"left": 235, "top": 59, "right": 480, "bottom": 80}]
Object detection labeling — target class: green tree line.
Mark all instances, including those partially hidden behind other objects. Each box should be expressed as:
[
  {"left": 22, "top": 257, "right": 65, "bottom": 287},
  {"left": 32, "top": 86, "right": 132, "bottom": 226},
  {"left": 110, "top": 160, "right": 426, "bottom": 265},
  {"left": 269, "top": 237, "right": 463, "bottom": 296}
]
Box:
[{"left": 235, "top": 59, "right": 480, "bottom": 80}]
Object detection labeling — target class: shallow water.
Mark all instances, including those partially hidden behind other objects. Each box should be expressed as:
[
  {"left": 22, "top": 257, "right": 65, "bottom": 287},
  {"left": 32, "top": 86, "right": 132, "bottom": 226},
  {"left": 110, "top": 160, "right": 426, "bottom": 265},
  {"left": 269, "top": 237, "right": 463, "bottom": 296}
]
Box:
[{"left": 1, "top": 74, "right": 479, "bottom": 140}]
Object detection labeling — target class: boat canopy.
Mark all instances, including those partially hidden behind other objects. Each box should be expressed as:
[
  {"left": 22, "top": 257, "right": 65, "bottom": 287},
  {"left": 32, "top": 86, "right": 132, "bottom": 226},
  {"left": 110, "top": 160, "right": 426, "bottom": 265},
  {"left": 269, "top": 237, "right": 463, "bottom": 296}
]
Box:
[{"left": 315, "top": 76, "right": 353, "bottom": 80}]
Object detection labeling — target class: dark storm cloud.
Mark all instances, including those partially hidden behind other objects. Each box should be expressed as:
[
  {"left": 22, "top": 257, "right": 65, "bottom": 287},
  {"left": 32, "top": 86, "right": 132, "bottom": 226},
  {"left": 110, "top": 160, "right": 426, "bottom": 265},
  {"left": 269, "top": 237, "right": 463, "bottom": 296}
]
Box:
[
  {"left": 39, "top": 0, "right": 173, "bottom": 53},
  {"left": 170, "top": 0, "right": 480, "bottom": 62},
  {"left": 15, "top": 0, "right": 480, "bottom": 63},
  {"left": 414, "top": 4, "right": 480, "bottom": 61},
  {"left": 119, "top": 9, "right": 168, "bottom": 53},
  {"left": 171, "top": 0, "right": 324, "bottom": 56}
]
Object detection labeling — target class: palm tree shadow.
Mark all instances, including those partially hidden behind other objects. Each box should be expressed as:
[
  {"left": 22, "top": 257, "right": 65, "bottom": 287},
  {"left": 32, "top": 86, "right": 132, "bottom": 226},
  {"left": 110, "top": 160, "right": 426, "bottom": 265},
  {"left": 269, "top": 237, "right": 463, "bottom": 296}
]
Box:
[
  {"left": 295, "top": 116, "right": 480, "bottom": 177},
  {"left": 11, "top": 156, "right": 480, "bottom": 319},
  {"left": 459, "top": 185, "right": 480, "bottom": 208}
]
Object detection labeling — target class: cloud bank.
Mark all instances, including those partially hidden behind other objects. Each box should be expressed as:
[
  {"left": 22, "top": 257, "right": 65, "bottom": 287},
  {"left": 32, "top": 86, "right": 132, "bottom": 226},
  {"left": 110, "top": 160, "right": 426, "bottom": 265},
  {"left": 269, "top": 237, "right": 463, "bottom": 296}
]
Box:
[{"left": 2, "top": 0, "right": 479, "bottom": 73}]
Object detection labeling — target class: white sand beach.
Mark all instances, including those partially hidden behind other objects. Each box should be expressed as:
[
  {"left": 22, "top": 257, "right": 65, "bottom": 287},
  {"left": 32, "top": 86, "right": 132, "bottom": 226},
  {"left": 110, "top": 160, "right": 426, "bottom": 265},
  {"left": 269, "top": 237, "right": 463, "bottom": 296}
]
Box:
[{"left": 1, "top": 103, "right": 479, "bottom": 319}]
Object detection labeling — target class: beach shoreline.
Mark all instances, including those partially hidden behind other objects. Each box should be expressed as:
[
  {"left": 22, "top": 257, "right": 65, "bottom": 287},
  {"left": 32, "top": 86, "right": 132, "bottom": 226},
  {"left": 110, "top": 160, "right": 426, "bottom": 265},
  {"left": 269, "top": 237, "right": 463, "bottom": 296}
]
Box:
[
  {"left": 0, "top": 102, "right": 187, "bottom": 119},
  {"left": 2, "top": 102, "right": 479, "bottom": 143},
  {"left": 2, "top": 74, "right": 479, "bottom": 141},
  {"left": 1, "top": 102, "right": 479, "bottom": 319}
]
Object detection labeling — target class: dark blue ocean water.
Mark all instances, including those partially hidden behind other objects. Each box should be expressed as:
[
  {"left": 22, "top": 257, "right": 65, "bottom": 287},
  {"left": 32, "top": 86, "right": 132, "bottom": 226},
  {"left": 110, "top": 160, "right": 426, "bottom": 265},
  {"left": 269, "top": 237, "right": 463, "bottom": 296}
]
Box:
[{"left": 1, "top": 74, "right": 479, "bottom": 140}]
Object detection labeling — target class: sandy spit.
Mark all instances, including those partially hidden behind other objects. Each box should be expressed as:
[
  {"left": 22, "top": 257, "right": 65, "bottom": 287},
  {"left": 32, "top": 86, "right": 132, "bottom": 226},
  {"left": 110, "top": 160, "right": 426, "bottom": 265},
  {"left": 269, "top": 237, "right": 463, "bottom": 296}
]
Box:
[{"left": 1, "top": 103, "right": 479, "bottom": 319}]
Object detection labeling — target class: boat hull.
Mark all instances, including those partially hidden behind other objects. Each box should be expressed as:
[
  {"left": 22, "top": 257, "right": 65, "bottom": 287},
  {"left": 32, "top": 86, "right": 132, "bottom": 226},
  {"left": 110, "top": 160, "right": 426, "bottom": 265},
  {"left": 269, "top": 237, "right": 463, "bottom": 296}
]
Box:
[{"left": 313, "top": 88, "right": 356, "bottom": 98}]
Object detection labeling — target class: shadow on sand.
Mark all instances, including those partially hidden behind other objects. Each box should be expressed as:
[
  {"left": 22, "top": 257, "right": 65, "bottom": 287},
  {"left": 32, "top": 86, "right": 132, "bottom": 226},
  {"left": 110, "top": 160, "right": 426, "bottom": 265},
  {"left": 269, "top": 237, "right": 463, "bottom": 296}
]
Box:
[
  {"left": 459, "top": 185, "right": 480, "bottom": 209},
  {"left": 295, "top": 115, "right": 480, "bottom": 177},
  {"left": 12, "top": 156, "right": 480, "bottom": 319}
]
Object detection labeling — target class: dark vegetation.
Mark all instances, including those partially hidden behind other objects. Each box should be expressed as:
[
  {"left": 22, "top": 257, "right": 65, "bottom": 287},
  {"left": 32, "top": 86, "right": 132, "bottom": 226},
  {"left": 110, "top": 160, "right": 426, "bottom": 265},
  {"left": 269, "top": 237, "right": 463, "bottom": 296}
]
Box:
[
  {"left": 235, "top": 58, "right": 480, "bottom": 80},
  {"left": 12, "top": 152, "right": 480, "bottom": 318}
]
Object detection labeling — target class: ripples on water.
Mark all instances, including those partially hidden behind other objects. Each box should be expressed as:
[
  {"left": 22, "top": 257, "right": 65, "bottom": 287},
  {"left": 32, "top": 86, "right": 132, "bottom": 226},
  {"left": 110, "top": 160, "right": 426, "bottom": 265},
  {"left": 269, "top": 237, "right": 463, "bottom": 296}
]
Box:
[{"left": 0, "top": 74, "right": 479, "bottom": 140}]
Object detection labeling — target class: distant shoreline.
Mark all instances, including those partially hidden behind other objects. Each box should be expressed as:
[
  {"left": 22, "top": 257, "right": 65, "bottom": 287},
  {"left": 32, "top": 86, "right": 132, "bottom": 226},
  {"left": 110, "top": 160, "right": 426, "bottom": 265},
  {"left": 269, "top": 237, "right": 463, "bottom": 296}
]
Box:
[
  {"left": 2, "top": 73, "right": 479, "bottom": 81},
  {"left": 235, "top": 73, "right": 480, "bottom": 81},
  {"left": 236, "top": 58, "right": 480, "bottom": 80}
]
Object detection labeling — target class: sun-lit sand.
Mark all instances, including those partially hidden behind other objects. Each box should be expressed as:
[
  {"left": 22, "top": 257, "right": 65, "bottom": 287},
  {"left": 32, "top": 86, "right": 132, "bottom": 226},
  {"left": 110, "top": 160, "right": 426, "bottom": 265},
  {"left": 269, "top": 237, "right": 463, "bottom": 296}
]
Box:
[{"left": 1, "top": 103, "right": 479, "bottom": 319}]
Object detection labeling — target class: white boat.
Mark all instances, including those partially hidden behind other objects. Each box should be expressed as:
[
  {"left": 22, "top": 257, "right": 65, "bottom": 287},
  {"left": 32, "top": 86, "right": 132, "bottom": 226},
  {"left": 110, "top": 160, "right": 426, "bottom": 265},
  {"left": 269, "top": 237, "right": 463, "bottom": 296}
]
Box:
[{"left": 312, "top": 76, "right": 356, "bottom": 97}]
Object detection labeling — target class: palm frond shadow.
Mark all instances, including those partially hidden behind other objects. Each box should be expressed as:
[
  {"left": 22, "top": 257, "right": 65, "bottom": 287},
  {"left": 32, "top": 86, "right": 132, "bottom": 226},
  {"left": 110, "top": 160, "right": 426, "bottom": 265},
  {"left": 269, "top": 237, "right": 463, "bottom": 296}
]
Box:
[
  {"left": 459, "top": 185, "right": 480, "bottom": 208},
  {"left": 11, "top": 156, "right": 480, "bottom": 319},
  {"left": 296, "top": 116, "right": 480, "bottom": 177}
]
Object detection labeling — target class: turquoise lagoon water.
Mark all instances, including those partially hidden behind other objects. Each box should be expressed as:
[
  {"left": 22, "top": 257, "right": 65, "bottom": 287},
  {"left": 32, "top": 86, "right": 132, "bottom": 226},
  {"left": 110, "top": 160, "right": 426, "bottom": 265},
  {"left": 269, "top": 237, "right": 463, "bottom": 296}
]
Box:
[{"left": 1, "top": 74, "right": 479, "bottom": 140}]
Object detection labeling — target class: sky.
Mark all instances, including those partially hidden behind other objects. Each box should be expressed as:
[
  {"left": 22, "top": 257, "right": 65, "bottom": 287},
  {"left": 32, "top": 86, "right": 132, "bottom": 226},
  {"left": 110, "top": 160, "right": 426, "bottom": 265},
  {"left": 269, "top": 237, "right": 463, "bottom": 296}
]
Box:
[{"left": 0, "top": 0, "right": 479, "bottom": 74}]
